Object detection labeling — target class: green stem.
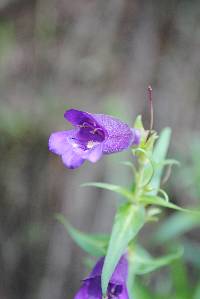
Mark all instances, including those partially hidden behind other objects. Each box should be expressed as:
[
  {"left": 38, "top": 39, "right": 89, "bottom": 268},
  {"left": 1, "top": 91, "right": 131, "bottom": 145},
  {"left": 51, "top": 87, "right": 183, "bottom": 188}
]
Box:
[{"left": 133, "top": 161, "right": 146, "bottom": 201}]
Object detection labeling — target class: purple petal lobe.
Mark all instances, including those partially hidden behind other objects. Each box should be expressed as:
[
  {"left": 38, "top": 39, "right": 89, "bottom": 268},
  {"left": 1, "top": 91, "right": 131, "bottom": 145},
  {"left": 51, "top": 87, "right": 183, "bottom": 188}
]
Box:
[
  {"left": 119, "top": 285, "right": 130, "bottom": 299},
  {"left": 87, "top": 278, "right": 102, "bottom": 299},
  {"left": 110, "top": 254, "right": 128, "bottom": 284},
  {"left": 76, "top": 256, "right": 129, "bottom": 299},
  {"left": 87, "top": 257, "right": 104, "bottom": 279},
  {"left": 87, "top": 255, "right": 128, "bottom": 284},
  {"left": 61, "top": 147, "right": 84, "bottom": 169},
  {"left": 82, "top": 144, "right": 103, "bottom": 163},
  {"left": 74, "top": 282, "right": 89, "bottom": 299},
  {"left": 65, "top": 109, "right": 106, "bottom": 143},
  {"left": 48, "top": 130, "right": 75, "bottom": 155},
  {"left": 78, "top": 127, "right": 105, "bottom": 143},
  {"left": 65, "top": 109, "right": 96, "bottom": 127},
  {"left": 93, "top": 114, "right": 134, "bottom": 154},
  {"left": 75, "top": 278, "right": 102, "bottom": 299}
]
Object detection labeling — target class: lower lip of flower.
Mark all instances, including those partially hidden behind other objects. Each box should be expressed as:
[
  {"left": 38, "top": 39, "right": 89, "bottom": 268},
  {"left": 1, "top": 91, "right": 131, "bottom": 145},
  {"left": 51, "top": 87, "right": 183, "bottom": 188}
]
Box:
[
  {"left": 70, "top": 137, "right": 99, "bottom": 151},
  {"left": 87, "top": 140, "right": 98, "bottom": 149}
]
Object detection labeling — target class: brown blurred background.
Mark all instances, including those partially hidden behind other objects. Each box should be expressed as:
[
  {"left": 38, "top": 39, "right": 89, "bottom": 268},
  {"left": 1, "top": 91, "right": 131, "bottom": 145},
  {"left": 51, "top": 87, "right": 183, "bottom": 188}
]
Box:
[{"left": 0, "top": 0, "right": 200, "bottom": 298}]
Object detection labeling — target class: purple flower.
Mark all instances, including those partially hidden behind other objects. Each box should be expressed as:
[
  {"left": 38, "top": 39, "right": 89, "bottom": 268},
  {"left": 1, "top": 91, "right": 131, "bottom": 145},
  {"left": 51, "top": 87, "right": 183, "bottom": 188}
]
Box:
[
  {"left": 74, "top": 255, "right": 129, "bottom": 299},
  {"left": 49, "top": 109, "right": 140, "bottom": 169}
]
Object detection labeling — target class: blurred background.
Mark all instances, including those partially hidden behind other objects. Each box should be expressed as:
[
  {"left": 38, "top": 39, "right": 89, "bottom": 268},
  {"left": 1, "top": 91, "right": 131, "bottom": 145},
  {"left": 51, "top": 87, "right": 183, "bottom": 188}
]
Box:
[{"left": 0, "top": 0, "right": 200, "bottom": 298}]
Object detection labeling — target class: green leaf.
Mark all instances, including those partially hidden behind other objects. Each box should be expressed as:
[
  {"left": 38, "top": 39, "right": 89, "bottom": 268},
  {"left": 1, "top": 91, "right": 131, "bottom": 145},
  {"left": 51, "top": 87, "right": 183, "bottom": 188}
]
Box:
[
  {"left": 182, "top": 239, "right": 200, "bottom": 269},
  {"left": 101, "top": 203, "right": 145, "bottom": 294},
  {"left": 134, "top": 115, "right": 144, "bottom": 130},
  {"left": 157, "top": 159, "right": 180, "bottom": 167},
  {"left": 170, "top": 257, "right": 190, "bottom": 299},
  {"left": 140, "top": 195, "right": 200, "bottom": 215},
  {"left": 154, "top": 212, "right": 200, "bottom": 243},
  {"left": 81, "top": 182, "right": 133, "bottom": 201},
  {"left": 150, "top": 128, "right": 171, "bottom": 195},
  {"left": 130, "top": 279, "right": 155, "bottom": 299},
  {"left": 194, "top": 282, "right": 200, "bottom": 299},
  {"left": 129, "top": 245, "right": 183, "bottom": 275},
  {"left": 147, "top": 207, "right": 162, "bottom": 219},
  {"left": 55, "top": 214, "right": 109, "bottom": 257}
]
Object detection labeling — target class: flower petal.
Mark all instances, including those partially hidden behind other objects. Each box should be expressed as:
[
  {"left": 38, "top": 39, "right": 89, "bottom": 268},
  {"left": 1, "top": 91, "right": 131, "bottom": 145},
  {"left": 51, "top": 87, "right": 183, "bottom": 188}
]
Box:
[
  {"left": 80, "top": 257, "right": 128, "bottom": 299},
  {"left": 93, "top": 114, "right": 134, "bottom": 154},
  {"left": 119, "top": 285, "right": 130, "bottom": 299},
  {"left": 74, "top": 282, "right": 88, "bottom": 299},
  {"left": 78, "top": 127, "right": 105, "bottom": 143},
  {"left": 61, "top": 147, "right": 84, "bottom": 169},
  {"left": 64, "top": 109, "right": 97, "bottom": 127},
  {"left": 82, "top": 144, "right": 103, "bottom": 163},
  {"left": 48, "top": 130, "right": 75, "bottom": 155},
  {"left": 74, "top": 278, "right": 102, "bottom": 299},
  {"left": 110, "top": 255, "right": 128, "bottom": 284},
  {"left": 86, "top": 255, "right": 128, "bottom": 284},
  {"left": 87, "top": 257, "right": 104, "bottom": 279},
  {"left": 87, "top": 277, "right": 102, "bottom": 299}
]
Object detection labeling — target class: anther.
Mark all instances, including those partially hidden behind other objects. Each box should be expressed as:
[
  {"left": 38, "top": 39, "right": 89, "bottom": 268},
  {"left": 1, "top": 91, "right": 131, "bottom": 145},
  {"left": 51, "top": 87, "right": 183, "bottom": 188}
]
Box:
[
  {"left": 89, "top": 128, "right": 104, "bottom": 136},
  {"left": 80, "top": 122, "right": 94, "bottom": 129}
]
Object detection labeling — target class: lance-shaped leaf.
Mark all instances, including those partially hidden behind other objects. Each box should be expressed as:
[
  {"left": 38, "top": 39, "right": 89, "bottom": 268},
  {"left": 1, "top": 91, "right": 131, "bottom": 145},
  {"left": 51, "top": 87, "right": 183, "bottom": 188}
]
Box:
[
  {"left": 150, "top": 127, "right": 171, "bottom": 195},
  {"left": 55, "top": 214, "right": 109, "bottom": 257},
  {"left": 157, "top": 159, "right": 180, "bottom": 167},
  {"left": 194, "top": 283, "right": 200, "bottom": 299},
  {"left": 82, "top": 182, "right": 133, "bottom": 201},
  {"left": 101, "top": 203, "right": 145, "bottom": 294},
  {"left": 140, "top": 195, "right": 200, "bottom": 215},
  {"left": 129, "top": 245, "right": 183, "bottom": 275},
  {"left": 170, "top": 257, "right": 190, "bottom": 299}
]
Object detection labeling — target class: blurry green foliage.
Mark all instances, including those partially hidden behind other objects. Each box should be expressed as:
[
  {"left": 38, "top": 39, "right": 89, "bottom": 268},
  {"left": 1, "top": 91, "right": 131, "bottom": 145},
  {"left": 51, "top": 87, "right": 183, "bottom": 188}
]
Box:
[
  {"left": 133, "top": 138, "right": 200, "bottom": 299},
  {"left": 178, "top": 139, "right": 200, "bottom": 199},
  {"left": 0, "top": 20, "right": 15, "bottom": 58}
]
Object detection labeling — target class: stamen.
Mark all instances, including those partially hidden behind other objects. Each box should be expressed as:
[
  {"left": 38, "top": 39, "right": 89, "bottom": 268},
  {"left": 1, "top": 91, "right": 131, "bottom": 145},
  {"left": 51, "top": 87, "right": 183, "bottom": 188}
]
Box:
[
  {"left": 79, "top": 122, "right": 94, "bottom": 129},
  {"left": 89, "top": 128, "right": 99, "bottom": 134},
  {"left": 89, "top": 130, "right": 95, "bottom": 135},
  {"left": 89, "top": 128, "right": 105, "bottom": 138},
  {"left": 93, "top": 128, "right": 102, "bottom": 134}
]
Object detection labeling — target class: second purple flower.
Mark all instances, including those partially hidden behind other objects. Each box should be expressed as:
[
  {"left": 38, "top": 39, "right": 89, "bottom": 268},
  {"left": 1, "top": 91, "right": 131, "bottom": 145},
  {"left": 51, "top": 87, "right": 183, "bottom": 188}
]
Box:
[
  {"left": 74, "top": 255, "right": 129, "bottom": 299},
  {"left": 49, "top": 109, "right": 140, "bottom": 169}
]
